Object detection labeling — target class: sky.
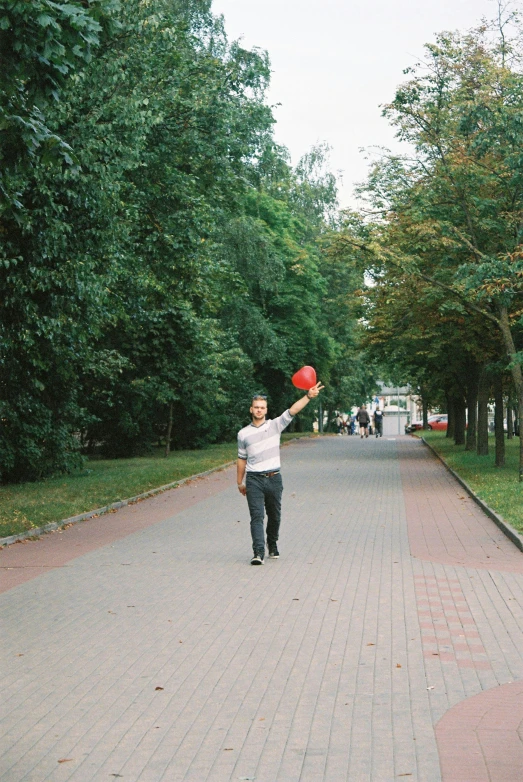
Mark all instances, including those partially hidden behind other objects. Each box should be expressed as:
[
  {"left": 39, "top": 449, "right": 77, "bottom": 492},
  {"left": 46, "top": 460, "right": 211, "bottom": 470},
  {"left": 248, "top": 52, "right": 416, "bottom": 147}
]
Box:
[{"left": 212, "top": 0, "right": 498, "bottom": 207}]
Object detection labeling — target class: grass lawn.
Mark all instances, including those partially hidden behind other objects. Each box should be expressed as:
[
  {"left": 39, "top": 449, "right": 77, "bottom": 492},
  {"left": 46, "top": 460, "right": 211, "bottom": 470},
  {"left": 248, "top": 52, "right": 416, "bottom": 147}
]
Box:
[
  {"left": 419, "top": 431, "right": 523, "bottom": 533},
  {"left": 0, "top": 432, "right": 316, "bottom": 540}
]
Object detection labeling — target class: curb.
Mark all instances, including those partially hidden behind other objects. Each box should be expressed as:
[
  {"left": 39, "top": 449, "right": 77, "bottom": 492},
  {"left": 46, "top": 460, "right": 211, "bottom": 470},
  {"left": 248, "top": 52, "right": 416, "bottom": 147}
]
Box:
[
  {"left": 421, "top": 437, "right": 523, "bottom": 552},
  {"left": 0, "top": 461, "right": 236, "bottom": 549}
]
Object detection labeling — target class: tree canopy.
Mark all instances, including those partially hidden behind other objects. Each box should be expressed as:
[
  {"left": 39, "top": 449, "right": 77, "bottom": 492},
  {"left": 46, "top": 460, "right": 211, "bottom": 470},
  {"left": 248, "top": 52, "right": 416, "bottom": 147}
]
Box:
[
  {"left": 330, "top": 13, "right": 523, "bottom": 477},
  {"left": 0, "top": 0, "right": 372, "bottom": 482}
]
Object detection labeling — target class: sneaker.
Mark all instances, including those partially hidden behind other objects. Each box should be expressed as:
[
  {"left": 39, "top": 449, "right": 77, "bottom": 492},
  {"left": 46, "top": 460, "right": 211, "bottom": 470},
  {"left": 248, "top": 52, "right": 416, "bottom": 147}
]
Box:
[
  {"left": 250, "top": 553, "right": 264, "bottom": 565},
  {"left": 268, "top": 547, "right": 279, "bottom": 559}
]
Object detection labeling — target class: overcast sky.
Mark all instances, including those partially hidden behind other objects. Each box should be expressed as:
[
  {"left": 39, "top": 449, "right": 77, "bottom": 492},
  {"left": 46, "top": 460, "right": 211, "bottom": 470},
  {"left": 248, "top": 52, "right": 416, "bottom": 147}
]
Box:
[{"left": 212, "top": 0, "right": 498, "bottom": 207}]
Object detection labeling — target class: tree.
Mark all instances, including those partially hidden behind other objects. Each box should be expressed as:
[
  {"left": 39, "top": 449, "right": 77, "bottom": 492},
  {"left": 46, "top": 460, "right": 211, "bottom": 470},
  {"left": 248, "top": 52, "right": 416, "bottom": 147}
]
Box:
[{"left": 344, "top": 18, "right": 523, "bottom": 478}]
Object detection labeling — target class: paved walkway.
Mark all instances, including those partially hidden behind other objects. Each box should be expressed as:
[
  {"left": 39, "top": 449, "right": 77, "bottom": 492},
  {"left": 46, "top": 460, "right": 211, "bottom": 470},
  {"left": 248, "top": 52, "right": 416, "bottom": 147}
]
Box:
[{"left": 1, "top": 436, "right": 523, "bottom": 781}]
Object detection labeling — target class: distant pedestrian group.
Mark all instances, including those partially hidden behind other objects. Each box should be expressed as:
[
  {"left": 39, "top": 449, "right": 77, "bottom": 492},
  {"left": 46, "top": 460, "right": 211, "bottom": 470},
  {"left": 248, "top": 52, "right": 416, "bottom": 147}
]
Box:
[
  {"left": 355, "top": 405, "right": 384, "bottom": 438},
  {"left": 335, "top": 414, "right": 356, "bottom": 435}
]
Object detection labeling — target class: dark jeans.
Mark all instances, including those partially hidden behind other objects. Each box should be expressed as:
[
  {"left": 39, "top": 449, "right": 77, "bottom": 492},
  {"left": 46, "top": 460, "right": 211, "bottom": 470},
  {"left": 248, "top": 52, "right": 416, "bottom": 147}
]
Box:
[{"left": 245, "top": 472, "right": 283, "bottom": 554}]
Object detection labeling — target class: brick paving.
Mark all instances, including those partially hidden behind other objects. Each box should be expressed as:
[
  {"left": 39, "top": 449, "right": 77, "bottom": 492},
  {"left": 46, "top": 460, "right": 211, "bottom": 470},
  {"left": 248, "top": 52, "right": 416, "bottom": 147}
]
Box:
[
  {"left": 1, "top": 435, "right": 523, "bottom": 781},
  {"left": 435, "top": 680, "right": 523, "bottom": 782}
]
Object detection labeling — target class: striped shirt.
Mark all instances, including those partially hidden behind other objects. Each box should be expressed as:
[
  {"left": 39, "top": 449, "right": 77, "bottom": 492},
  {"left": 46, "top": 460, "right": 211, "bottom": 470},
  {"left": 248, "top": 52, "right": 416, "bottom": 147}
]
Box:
[{"left": 237, "top": 410, "right": 294, "bottom": 473}]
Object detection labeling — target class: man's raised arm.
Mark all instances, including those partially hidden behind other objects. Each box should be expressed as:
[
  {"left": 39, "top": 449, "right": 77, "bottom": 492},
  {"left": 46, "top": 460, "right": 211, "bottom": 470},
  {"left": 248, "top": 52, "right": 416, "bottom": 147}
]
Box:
[{"left": 289, "top": 381, "right": 324, "bottom": 417}]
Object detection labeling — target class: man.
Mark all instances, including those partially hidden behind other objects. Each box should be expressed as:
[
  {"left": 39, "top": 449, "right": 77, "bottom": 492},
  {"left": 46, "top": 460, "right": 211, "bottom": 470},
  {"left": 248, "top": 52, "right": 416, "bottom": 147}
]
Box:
[
  {"left": 373, "top": 407, "right": 384, "bottom": 437},
  {"left": 237, "top": 382, "right": 324, "bottom": 565},
  {"left": 356, "top": 405, "right": 370, "bottom": 438}
]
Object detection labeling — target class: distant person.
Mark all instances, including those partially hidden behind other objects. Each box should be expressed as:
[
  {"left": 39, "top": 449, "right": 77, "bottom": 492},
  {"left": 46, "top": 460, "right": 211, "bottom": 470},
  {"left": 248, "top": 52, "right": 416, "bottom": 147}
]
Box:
[
  {"left": 356, "top": 405, "right": 370, "bottom": 438},
  {"left": 237, "top": 383, "right": 324, "bottom": 565},
  {"left": 373, "top": 407, "right": 384, "bottom": 438},
  {"left": 335, "top": 413, "right": 343, "bottom": 435}
]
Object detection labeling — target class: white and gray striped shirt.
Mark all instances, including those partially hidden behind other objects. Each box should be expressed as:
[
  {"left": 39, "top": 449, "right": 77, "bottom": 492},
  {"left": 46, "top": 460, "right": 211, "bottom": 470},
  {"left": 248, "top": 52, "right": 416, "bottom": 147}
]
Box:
[{"left": 237, "top": 410, "right": 293, "bottom": 473}]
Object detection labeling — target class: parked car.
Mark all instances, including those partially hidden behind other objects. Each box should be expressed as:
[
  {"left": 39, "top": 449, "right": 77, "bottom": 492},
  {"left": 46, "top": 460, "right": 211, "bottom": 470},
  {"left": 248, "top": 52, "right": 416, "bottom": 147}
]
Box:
[
  {"left": 406, "top": 414, "right": 448, "bottom": 433},
  {"left": 428, "top": 414, "right": 448, "bottom": 431}
]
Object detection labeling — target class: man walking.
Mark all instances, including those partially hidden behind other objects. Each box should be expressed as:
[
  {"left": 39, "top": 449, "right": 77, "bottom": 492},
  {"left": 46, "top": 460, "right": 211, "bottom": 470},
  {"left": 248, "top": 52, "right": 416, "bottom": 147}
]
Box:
[
  {"left": 356, "top": 405, "right": 370, "bottom": 438},
  {"left": 237, "top": 382, "right": 323, "bottom": 565},
  {"left": 373, "top": 407, "right": 384, "bottom": 437}
]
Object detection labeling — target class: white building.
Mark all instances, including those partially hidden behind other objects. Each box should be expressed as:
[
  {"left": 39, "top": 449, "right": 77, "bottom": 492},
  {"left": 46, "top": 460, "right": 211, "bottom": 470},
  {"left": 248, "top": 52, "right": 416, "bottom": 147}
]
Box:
[{"left": 353, "top": 382, "right": 419, "bottom": 436}]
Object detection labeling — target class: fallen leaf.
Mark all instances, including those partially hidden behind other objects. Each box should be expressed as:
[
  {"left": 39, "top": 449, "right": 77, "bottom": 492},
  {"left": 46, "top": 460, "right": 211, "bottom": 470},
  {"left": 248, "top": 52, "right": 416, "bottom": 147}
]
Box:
[
  {"left": 155, "top": 687, "right": 164, "bottom": 691},
  {"left": 396, "top": 664, "right": 402, "bottom": 668},
  {"left": 293, "top": 598, "right": 299, "bottom": 601},
  {"left": 224, "top": 747, "right": 234, "bottom": 751},
  {"left": 58, "top": 758, "right": 74, "bottom": 764},
  {"left": 367, "top": 643, "right": 375, "bottom": 646}
]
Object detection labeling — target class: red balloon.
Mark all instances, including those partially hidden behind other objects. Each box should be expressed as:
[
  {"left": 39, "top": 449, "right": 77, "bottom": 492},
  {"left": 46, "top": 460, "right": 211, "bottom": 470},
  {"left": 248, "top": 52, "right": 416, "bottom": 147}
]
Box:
[{"left": 292, "top": 366, "right": 317, "bottom": 390}]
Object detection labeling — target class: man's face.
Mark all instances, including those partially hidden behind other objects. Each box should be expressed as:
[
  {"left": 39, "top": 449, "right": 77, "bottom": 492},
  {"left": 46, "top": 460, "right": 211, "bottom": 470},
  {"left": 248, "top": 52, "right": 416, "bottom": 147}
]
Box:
[{"left": 250, "top": 399, "right": 267, "bottom": 423}]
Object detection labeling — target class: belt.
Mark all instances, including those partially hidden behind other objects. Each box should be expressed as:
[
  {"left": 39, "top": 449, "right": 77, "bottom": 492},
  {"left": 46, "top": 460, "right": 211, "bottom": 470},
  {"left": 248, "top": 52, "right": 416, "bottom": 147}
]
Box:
[{"left": 247, "top": 470, "right": 280, "bottom": 478}]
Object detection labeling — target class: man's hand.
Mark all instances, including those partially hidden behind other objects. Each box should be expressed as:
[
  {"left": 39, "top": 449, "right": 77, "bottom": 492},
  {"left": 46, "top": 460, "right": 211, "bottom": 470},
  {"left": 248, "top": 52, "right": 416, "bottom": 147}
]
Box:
[
  {"left": 238, "top": 483, "right": 247, "bottom": 497},
  {"left": 289, "top": 381, "right": 324, "bottom": 416},
  {"left": 307, "top": 381, "right": 324, "bottom": 399}
]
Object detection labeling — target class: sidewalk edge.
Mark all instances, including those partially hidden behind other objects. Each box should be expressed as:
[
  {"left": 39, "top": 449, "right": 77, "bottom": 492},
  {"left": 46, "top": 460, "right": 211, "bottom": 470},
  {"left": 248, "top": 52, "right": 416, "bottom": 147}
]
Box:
[
  {"left": 421, "top": 436, "right": 523, "bottom": 552},
  {"left": 0, "top": 461, "right": 235, "bottom": 549}
]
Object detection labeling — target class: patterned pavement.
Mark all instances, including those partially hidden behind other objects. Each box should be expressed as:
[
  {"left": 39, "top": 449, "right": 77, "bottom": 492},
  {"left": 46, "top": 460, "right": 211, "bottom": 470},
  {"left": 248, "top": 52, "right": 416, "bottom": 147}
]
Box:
[{"left": 1, "top": 435, "right": 523, "bottom": 781}]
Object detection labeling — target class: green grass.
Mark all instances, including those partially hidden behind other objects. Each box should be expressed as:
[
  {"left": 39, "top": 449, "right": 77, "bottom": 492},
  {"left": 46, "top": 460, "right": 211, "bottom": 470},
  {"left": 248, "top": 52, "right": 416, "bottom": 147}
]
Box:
[
  {"left": 0, "top": 432, "right": 316, "bottom": 540},
  {"left": 419, "top": 431, "right": 523, "bottom": 532}
]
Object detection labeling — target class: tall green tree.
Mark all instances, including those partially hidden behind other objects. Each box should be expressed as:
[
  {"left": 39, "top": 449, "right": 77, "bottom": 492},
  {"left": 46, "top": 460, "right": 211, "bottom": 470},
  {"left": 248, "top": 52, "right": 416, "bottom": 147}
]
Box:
[{"left": 345, "top": 19, "right": 523, "bottom": 478}]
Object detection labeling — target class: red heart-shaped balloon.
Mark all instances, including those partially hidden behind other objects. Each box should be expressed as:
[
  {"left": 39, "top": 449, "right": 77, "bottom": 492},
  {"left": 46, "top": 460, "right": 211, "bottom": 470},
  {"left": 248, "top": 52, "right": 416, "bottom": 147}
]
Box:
[{"left": 291, "top": 366, "right": 317, "bottom": 390}]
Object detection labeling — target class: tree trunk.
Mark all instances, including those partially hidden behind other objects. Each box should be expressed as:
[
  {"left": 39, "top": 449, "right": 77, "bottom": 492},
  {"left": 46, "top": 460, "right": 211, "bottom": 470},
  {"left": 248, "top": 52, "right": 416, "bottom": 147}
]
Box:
[
  {"left": 446, "top": 392, "right": 455, "bottom": 439},
  {"left": 422, "top": 397, "right": 429, "bottom": 429},
  {"left": 465, "top": 367, "right": 479, "bottom": 451},
  {"left": 165, "top": 402, "right": 173, "bottom": 457},
  {"left": 494, "top": 374, "right": 505, "bottom": 468},
  {"left": 497, "top": 306, "right": 523, "bottom": 480},
  {"left": 507, "top": 404, "right": 513, "bottom": 440},
  {"left": 454, "top": 395, "right": 466, "bottom": 446},
  {"left": 477, "top": 370, "right": 490, "bottom": 456}
]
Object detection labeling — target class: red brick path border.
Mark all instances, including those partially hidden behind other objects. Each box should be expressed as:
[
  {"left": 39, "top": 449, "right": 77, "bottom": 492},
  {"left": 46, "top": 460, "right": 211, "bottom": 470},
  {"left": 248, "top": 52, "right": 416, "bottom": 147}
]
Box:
[
  {"left": 435, "top": 681, "right": 523, "bottom": 781},
  {"left": 398, "top": 438, "right": 523, "bottom": 573},
  {"left": 415, "top": 573, "right": 491, "bottom": 671},
  {"left": 398, "top": 437, "right": 523, "bottom": 781}
]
